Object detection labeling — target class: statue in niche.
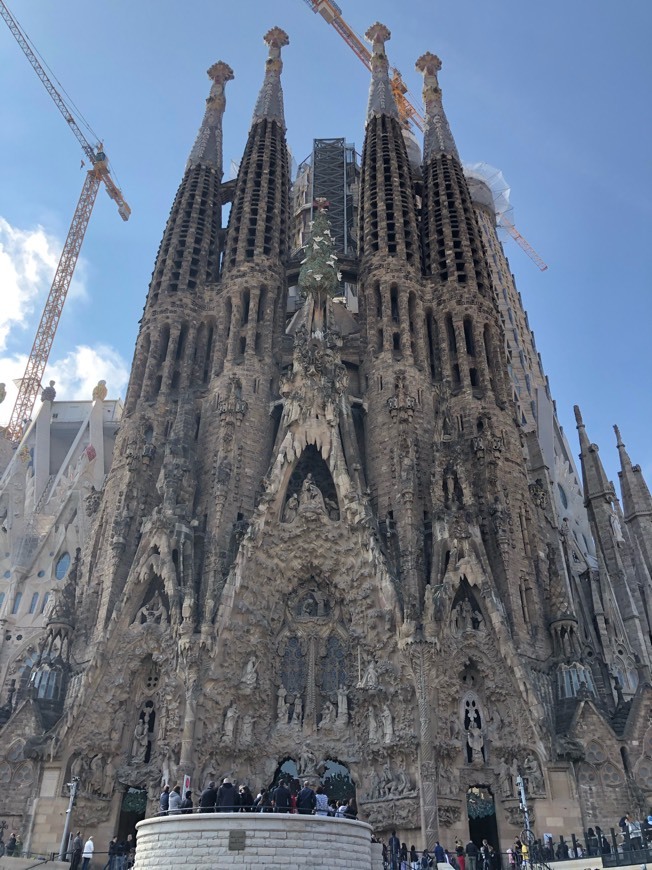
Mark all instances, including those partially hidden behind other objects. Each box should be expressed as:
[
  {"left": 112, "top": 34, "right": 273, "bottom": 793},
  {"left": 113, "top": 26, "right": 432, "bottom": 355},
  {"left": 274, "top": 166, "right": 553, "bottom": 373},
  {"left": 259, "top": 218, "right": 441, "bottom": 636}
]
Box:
[
  {"left": 283, "top": 493, "right": 299, "bottom": 523},
  {"left": 324, "top": 496, "right": 339, "bottom": 520},
  {"left": 368, "top": 768, "right": 381, "bottom": 800},
  {"left": 498, "top": 758, "right": 514, "bottom": 798},
  {"left": 453, "top": 599, "right": 473, "bottom": 633},
  {"left": 136, "top": 591, "right": 166, "bottom": 625},
  {"left": 277, "top": 686, "right": 290, "bottom": 725},
  {"left": 240, "top": 658, "right": 258, "bottom": 692},
  {"left": 524, "top": 753, "right": 544, "bottom": 793},
  {"left": 299, "top": 594, "right": 318, "bottom": 617},
  {"left": 423, "top": 584, "right": 435, "bottom": 624},
  {"left": 131, "top": 718, "right": 149, "bottom": 763},
  {"left": 449, "top": 714, "right": 462, "bottom": 744},
  {"left": 102, "top": 756, "right": 116, "bottom": 797},
  {"left": 70, "top": 754, "right": 85, "bottom": 781},
  {"left": 610, "top": 511, "right": 625, "bottom": 546},
  {"left": 381, "top": 762, "right": 395, "bottom": 797},
  {"left": 240, "top": 714, "right": 255, "bottom": 746},
  {"left": 358, "top": 659, "right": 379, "bottom": 689},
  {"left": 395, "top": 767, "right": 411, "bottom": 796},
  {"left": 467, "top": 721, "right": 485, "bottom": 764},
  {"left": 292, "top": 695, "right": 303, "bottom": 727},
  {"left": 88, "top": 754, "right": 104, "bottom": 794},
  {"left": 318, "top": 700, "right": 336, "bottom": 729},
  {"left": 336, "top": 686, "right": 348, "bottom": 725},
  {"left": 298, "top": 746, "right": 317, "bottom": 777},
  {"left": 299, "top": 474, "right": 325, "bottom": 511},
  {"left": 368, "top": 707, "right": 380, "bottom": 743},
  {"left": 381, "top": 704, "right": 394, "bottom": 743},
  {"left": 222, "top": 704, "right": 238, "bottom": 744}
]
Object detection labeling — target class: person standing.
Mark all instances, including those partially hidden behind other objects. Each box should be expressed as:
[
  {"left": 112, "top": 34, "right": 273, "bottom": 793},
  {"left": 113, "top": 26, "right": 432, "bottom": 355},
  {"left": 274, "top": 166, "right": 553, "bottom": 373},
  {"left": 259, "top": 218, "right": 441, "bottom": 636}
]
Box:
[
  {"left": 199, "top": 780, "right": 218, "bottom": 812},
  {"left": 81, "top": 836, "right": 94, "bottom": 870},
  {"left": 314, "top": 786, "right": 329, "bottom": 816},
  {"left": 296, "top": 780, "right": 316, "bottom": 815},
  {"left": 103, "top": 836, "right": 118, "bottom": 870},
  {"left": 434, "top": 841, "right": 446, "bottom": 864},
  {"left": 158, "top": 785, "right": 170, "bottom": 815},
  {"left": 125, "top": 834, "right": 135, "bottom": 869},
  {"left": 238, "top": 784, "right": 254, "bottom": 812},
  {"left": 216, "top": 777, "right": 239, "bottom": 811},
  {"left": 69, "top": 831, "right": 83, "bottom": 870},
  {"left": 168, "top": 784, "right": 182, "bottom": 814},
  {"left": 272, "top": 779, "right": 291, "bottom": 813},
  {"left": 389, "top": 830, "right": 401, "bottom": 870},
  {"left": 465, "top": 840, "right": 478, "bottom": 870},
  {"left": 6, "top": 833, "right": 16, "bottom": 857},
  {"left": 180, "top": 789, "right": 194, "bottom": 814}
]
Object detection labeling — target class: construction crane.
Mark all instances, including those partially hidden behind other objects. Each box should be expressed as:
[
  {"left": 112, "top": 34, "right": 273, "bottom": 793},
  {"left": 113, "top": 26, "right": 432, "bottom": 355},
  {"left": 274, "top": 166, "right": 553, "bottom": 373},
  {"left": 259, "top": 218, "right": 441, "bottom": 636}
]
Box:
[
  {"left": 301, "top": 0, "right": 548, "bottom": 272},
  {"left": 0, "top": 0, "right": 130, "bottom": 444},
  {"left": 302, "top": 0, "right": 424, "bottom": 132}
]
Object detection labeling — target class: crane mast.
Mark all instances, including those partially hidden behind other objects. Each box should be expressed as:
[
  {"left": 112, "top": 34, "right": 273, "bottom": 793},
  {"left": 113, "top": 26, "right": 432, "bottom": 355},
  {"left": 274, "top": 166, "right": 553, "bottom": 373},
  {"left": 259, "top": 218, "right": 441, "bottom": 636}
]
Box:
[
  {"left": 301, "top": 0, "right": 547, "bottom": 270},
  {"left": 0, "top": 0, "right": 130, "bottom": 443}
]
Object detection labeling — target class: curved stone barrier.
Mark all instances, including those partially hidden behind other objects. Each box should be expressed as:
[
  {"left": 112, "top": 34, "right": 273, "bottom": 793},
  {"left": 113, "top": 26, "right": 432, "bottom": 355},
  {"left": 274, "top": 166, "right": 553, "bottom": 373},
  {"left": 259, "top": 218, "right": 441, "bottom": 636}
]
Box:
[{"left": 135, "top": 811, "right": 379, "bottom": 869}]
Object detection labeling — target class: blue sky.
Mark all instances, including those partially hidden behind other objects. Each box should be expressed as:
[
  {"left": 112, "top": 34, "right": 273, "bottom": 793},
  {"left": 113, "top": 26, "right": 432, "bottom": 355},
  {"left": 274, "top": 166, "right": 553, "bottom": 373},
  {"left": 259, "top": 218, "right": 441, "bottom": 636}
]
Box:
[{"left": 0, "top": 0, "right": 650, "bottom": 491}]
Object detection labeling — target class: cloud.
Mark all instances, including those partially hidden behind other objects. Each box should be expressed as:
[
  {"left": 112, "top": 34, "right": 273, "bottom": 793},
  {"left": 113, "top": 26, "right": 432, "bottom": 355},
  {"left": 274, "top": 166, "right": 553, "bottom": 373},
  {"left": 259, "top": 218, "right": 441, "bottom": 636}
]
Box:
[
  {"left": 0, "top": 216, "right": 88, "bottom": 353},
  {"left": 0, "top": 344, "right": 129, "bottom": 427}
]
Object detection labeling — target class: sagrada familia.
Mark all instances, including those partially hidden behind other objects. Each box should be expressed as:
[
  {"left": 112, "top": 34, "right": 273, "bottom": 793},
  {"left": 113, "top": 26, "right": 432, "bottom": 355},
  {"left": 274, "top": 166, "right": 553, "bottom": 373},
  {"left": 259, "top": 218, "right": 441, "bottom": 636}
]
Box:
[{"left": 1, "top": 22, "right": 652, "bottom": 855}]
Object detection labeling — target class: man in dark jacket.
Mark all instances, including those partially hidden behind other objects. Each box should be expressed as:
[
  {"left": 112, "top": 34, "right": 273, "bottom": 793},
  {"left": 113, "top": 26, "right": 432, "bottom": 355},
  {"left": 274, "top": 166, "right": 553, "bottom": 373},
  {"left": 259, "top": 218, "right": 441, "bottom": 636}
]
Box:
[
  {"left": 272, "top": 780, "right": 291, "bottom": 812},
  {"left": 180, "top": 790, "right": 194, "bottom": 814},
  {"left": 6, "top": 833, "right": 16, "bottom": 856},
  {"left": 434, "top": 841, "right": 446, "bottom": 864},
  {"left": 199, "top": 781, "right": 218, "bottom": 812},
  {"left": 216, "top": 777, "right": 239, "bottom": 812},
  {"left": 466, "top": 840, "right": 479, "bottom": 870},
  {"left": 70, "top": 832, "right": 83, "bottom": 870},
  {"left": 296, "top": 780, "right": 316, "bottom": 815}
]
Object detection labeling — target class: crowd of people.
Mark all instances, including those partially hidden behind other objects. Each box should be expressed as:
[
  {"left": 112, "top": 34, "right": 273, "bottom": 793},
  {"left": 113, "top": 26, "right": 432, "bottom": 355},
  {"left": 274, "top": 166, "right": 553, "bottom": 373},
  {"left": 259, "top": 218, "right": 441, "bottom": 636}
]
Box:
[
  {"left": 381, "top": 833, "right": 504, "bottom": 870},
  {"left": 158, "top": 776, "right": 359, "bottom": 817}
]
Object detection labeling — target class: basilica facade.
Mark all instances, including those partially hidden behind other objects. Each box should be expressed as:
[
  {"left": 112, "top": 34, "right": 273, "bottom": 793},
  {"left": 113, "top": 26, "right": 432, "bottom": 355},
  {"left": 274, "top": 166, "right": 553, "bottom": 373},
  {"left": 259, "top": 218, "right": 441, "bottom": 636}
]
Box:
[{"left": 1, "top": 23, "right": 652, "bottom": 855}]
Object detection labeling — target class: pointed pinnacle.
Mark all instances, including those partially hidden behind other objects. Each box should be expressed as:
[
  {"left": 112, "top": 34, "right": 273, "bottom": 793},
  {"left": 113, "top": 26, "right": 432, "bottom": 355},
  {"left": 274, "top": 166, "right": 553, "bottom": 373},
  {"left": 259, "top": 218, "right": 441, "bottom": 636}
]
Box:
[
  {"left": 573, "top": 405, "right": 584, "bottom": 428},
  {"left": 614, "top": 424, "right": 624, "bottom": 447},
  {"left": 416, "top": 51, "right": 459, "bottom": 162},
  {"left": 364, "top": 22, "right": 398, "bottom": 123},
  {"left": 251, "top": 28, "right": 289, "bottom": 129}
]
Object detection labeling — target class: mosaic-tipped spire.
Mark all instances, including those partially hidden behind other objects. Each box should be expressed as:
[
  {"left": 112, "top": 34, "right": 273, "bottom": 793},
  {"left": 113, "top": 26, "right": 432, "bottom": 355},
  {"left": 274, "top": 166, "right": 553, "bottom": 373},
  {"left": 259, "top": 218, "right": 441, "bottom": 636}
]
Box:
[
  {"left": 187, "top": 61, "right": 234, "bottom": 173},
  {"left": 416, "top": 52, "right": 460, "bottom": 163},
  {"left": 365, "top": 23, "right": 399, "bottom": 124},
  {"left": 297, "top": 198, "right": 341, "bottom": 338},
  {"left": 251, "top": 27, "right": 289, "bottom": 129}
]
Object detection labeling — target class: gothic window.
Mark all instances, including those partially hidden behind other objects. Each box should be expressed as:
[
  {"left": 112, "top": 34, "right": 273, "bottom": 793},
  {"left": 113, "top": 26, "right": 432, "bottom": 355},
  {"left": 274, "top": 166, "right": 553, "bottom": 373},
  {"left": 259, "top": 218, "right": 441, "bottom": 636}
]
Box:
[
  {"left": 577, "top": 763, "right": 598, "bottom": 787},
  {"left": 585, "top": 741, "right": 606, "bottom": 765},
  {"left": 321, "top": 635, "right": 347, "bottom": 694},
  {"left": 556, "top": 664, "right": 596, "bottom": 699},
  {"left": 55, "top": 552, "right": 71, "bottom": 581},
  {"left": 12, "top": 760, "right": 34, "bottom": 788},
  {"left": 11, "top": 592, "right": 22, "bottom": 614},
  {"left": 281, "top": 637, "right": 306, "bottom": 696},
  {"left": 29, "top": 593, "right": 39, "bottom": 614},
  {"left": 602, "top": 762, "right": 624, "bottom": 786}
]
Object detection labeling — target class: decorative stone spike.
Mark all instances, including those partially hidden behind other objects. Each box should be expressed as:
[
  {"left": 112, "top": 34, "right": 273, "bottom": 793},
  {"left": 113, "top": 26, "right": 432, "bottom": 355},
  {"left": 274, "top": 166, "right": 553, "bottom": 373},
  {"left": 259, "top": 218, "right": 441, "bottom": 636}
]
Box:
[
  {"left": 416, "top": 52, "right": 459, "bottom": 162},
  {"left": 187, "top": 60, "right": 234, "bottom": 172},
  {"left": 251, "top": 27, "right": 289, "bottom": 129},
  {"left": 365, "top": 22, "right": 399, "bottom": 122}
]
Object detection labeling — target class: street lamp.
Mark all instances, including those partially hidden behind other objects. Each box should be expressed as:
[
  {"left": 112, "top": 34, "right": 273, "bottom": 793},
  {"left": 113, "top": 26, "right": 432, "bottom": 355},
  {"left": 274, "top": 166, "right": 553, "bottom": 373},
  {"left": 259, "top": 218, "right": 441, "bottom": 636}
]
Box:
[{"left": 58, "top": 776, "right": 79, "bottom": 861}]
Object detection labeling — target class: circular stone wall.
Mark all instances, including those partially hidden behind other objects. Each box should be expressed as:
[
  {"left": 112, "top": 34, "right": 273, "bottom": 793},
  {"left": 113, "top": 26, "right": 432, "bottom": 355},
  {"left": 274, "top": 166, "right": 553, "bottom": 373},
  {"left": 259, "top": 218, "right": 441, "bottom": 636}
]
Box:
[{"left": 135, "top": 812, "right": 378, "bottom": 870}]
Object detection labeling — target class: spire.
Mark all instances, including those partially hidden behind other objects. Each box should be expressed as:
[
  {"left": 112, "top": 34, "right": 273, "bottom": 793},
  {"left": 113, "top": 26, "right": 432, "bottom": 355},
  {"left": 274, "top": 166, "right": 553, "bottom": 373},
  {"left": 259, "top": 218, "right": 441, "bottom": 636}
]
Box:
[
  {"left": 574, "top": 405, "right": 613, "bottom": 499},
  {"left": 573, "top": 405, "right": 591, "bottom": 453},
  {"left": 365, "top": 23, "right": 399, "bottom": 123},
  {"left": 416, "top": 52, "right": 459, "bottom": 163},
  {"left": 615, "top": 423, "right": 652, "bottom": 524},
  {"left": 251, "top": 27, "right": 289, "bottom": 129},
  {"left": 187, "top": 61, "right": 234, "bottom": 174}
]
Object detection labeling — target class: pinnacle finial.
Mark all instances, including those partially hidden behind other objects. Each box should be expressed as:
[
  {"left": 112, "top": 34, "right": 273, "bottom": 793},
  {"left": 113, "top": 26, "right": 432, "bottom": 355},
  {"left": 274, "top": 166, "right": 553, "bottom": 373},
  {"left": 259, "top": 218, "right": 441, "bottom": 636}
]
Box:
[
  {"left": 251, "top": 28, "right": 289, "bottom": 129},
  {"left": 364, "top": 22, "right": 398, "bottom": 123},
  {"left": 573, "top": 405, "right": 584, "bottom": 428},
  {"left": 614, "top": 424, "right": 624, "bottom": 447},
  {"left": 187, "top": 60, "right": 233, "bottom": 172},
  {"left": 417, "top": 51, "right": 459, "bottom": 162}
]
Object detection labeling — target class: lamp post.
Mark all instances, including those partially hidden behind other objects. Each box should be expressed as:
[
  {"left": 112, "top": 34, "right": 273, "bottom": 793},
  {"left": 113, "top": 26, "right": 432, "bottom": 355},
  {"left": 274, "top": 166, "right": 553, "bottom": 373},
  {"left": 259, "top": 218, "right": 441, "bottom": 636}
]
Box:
[{"left": 58, "top": 776, "right": 79, "bottom": 861}]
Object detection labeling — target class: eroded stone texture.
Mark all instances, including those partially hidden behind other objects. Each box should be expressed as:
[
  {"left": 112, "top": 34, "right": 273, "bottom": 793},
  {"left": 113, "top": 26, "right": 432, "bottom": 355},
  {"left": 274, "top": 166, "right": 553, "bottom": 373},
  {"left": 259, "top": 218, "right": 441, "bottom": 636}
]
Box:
[{"left": 2, "top": 24, "right": 652, "bottom": 859}]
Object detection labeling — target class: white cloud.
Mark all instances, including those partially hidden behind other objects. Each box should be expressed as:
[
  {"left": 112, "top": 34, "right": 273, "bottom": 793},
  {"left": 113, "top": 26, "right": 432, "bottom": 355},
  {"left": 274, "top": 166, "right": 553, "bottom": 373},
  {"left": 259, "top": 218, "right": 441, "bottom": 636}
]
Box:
[
  {"left": 0, "top": 216, "right": 87, "bottom": 353},
  {"left": 0, "top": 344, "right": 129, "bottom": 427}
]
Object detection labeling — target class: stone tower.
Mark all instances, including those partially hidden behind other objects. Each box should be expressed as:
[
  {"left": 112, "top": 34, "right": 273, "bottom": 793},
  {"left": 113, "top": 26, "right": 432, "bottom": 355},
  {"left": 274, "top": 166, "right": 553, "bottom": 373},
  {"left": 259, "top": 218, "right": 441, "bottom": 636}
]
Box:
[{"left": 3, "top": 23, "right": 652, "bottom": 857}]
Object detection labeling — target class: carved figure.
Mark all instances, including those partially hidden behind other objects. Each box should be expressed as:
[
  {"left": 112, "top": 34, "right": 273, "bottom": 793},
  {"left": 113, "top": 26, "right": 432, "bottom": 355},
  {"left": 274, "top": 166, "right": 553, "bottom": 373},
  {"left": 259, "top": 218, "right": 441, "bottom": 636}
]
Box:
[
  {"left": 88, "top": 754, "right": 104, "bottom": 794},
  {"left": 498, "top": 758, "right": 513, "bottom": 798},
  {"left": 524, "top": 753, "right": 544, "bottom": 793},
  {"left": 318, "top": 700, "right": 336, "bottom": 729},
  {"left": 298, "top": 746, "right": 316, "bottom": 776},
  {"left": 368, "top": 768, "right": 381, "bottom": 800},
  {"left": 395, "top": 767, "right": 411, "bottom": 796},
  {"left": 101, "top": 756, "right": 116, "bottom": 797},
  {"left": 368, "top": 707, "right": 380, "bottom": 743},
  {"left": 358, "top": 659, "right": 379, "bottom": 689},
  {"left": 283, "top": 493, "right": 299, "bottom": 523},
  {"left": 467, "top": 721, "right": 484, "bottom": 763},
  {"left": 240, "top": 657, "right": 258, "bottom": 692},
  {"left": 336, "top": 686, "right": 348, "bottom": 724},
  {"left": 131, "top": 718, "right": 149, "bottom": 762},
  {"left": 300, "top": 474, "right": 325, "bottom": 510},
  {"left": 610, "top": 511, "right": 625, "bottom": 545},
  {"left": 41, "top": 380, "right": 56, "bottom": 402},
  {"left": 92, "top": 380, "right": 108, "bottom": 401},
  {"left": 381, "top": 704, "right": 393, "bottom": 743},
  {"left": 240, "top": 714, "right": 255, "bottom": 745},
  {"left": 136, "top": 592, "right": 166, "bottom": 625},
  {"left": 222, "top": 704, "right": 238, "bottom": 744},
  {"left": 292, "top": 695, "right": 303, "bottom": 727},
  {"left": 277, "top": 686, "right": 290, "bottom": 724}
]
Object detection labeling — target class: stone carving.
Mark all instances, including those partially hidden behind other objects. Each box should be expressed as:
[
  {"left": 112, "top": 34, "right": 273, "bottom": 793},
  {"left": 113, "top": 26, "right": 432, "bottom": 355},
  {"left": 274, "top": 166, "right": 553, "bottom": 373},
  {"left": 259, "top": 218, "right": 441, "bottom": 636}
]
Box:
[
  {"left": 240, "top": 657, "right": 258, "bottom": 692},
  {"left": 467, "top": 721, "right": 484, "bottom": 764},
  {"left": 283, "top": 493, "right": 299, "bottom": 523},
  {"left": 240, "top": 714, "right": 255, "bottom": 746},
  {"left": 358, "top": 659, "right": 379, "bottom": 689},
  {"left": 381, "top": 704, "right": 394, "bottom": 743},
  {"left": 336, "top": 686, "right": 348, "bottom": 725},
  {"left": 368, "top": 707, "right": 380, "bottom": 743},
  {"left": 292, "top": 695, "right": 303, "bottom": 727},
  {"left": 300, "top": 474, "right": 326, "bottom": 512},
  {"left": 131, "top": 718, "right": 149, "bottom": 762},
  {"left": 438, "top": 804, "right": 462, "bottom": 826},
  {"left": 41, "top": 380, "right": 56, "bottom": 402},
  {"left": 88, "top": 753, "right": 104, "bottom": 794},
  {"left": 498, "top": 758, "right": 514, "bottom": 798},
  {"left": 277, "top": 686, "right": 290, "bottom": 725},
  {"left": 135, "top": 592, "right": 167, "bottom": 625},
  {"left": 298, "top": 746, "right": 317, "bottom": 777},
  {"left": 92, "top": 380, "right": 108, "bottom": 401},
  {"left": 84, "top": 487, "right": 102, "bottom": 517},
  {"left": 523, "top": 753, "right": 544, "bottom": 794},
  {"left": 222, "top": 704, "right": 238, "bottom": 744},
  {"left": 528, "top": 479, "right": 546, "bottom": 508},
  {"left": 318, "top": 700, "right": 336, "bottom": 729}
]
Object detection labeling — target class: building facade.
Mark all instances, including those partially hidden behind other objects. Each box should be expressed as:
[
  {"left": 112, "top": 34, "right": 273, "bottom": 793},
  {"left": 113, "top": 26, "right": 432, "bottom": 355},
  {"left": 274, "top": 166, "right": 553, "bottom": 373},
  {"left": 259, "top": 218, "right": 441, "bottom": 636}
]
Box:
[{"left": 1, "top": 23, "right": 652, "bottom": 856}]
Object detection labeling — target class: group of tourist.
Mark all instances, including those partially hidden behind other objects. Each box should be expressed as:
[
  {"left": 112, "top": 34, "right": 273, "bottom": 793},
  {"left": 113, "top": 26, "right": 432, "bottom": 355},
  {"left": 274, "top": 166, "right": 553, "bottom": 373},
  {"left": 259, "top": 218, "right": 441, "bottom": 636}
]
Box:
[
  {"left": 383, "top": 833, "right": 502, "bottom": 870},
  {"left": 158, "top": 776, "right": 358, "bottom": 817}
]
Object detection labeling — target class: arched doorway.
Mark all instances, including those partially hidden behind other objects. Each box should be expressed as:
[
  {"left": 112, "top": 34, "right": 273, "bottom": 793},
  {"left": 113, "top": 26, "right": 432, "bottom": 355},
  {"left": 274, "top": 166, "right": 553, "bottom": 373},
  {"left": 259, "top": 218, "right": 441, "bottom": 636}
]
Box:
[
  {"left": 467, "top": 785, "right": 499, "bottom": 850},
  {"left": 118, "top": 787, "right": 147, "bottom": 842},
  {"left": 270, "top": 757, "right": 355, "bottom": 803}
]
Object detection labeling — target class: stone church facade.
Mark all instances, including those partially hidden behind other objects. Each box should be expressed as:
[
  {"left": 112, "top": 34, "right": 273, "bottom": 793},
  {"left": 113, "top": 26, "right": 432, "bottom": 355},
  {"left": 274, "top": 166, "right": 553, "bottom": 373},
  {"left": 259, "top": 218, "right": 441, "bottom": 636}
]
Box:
[{"left": 2, "top": 23, "right": 652, "bottom": 855}]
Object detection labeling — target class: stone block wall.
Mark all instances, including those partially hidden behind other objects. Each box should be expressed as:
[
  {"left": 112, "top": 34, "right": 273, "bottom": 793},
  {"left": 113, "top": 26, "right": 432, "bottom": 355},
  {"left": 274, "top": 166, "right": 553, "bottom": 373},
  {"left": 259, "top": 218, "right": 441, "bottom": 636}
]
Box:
[{"left": 134, "top": 812, "right": 380, "bottom": 870}]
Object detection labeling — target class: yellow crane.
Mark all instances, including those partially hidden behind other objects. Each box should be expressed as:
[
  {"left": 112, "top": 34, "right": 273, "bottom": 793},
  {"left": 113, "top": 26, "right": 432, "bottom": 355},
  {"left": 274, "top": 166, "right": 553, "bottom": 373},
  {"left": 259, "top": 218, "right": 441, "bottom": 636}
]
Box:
[
  {"left": 301, "top": 0, "right": 548, "bottom": 271},
  {"left": 0, "top": 1, "right": 130, "bottom": 443}
]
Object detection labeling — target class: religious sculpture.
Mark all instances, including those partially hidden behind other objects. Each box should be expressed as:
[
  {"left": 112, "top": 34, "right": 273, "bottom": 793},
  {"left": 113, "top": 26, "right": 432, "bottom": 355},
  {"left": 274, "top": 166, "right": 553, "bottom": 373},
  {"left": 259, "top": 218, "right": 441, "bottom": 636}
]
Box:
[
  {"left": 292, "top": 695, "right": 303, "bottom": 727},
  {"left": 498, "top": 758, "right": 514, "bottom": 798},
  {"left": 136, "top": 592, "right": 166, "bottom": 625},
  {"left": 467, "top": 721, "right": 484, "bottom": 764},
  {"left": 318, "top": 700, "right": 336, "bottom": 729},
  {"left": 298, "top": 746, "right": 317, "bottom": 777},
  {"left": 222, "top": 704, "right": 238, "bottom": 744},
  {"left": 240, "top": 714, "right": 255, "bottom": 745},
  {"left": 92, "top": 379, "right": 108, "bottom": 401},
  {"left": 368, "top": 707, "right": 380, "bottom": 743},
  {"left": 277, "top": 686, "right": 290, "bottom": 725},
  {"left": 131, "top": 718, "right": 149, "bottom": 762},
  {"left": 358, "top": 659, "right": 379, "bottom": 689},
  {"left": 240, "top": 658, "right": 258, "bottom": 692},
  {"left": 283, "top": 493, "right": 299, "bottom": 523},
  {"left": 336, "top": 685, "right": 348, "bottom": 725},
  {"left": 300, "top": 474, "right": 325, "bottom": 511},
  {"left": 381, "top": 704, "right": 394, "bottom": 744},
  {"left": 524, "top": 753, "right": 544, "bottom": 793}
]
